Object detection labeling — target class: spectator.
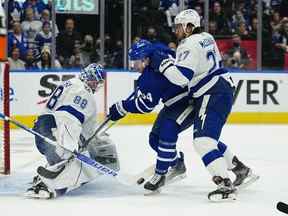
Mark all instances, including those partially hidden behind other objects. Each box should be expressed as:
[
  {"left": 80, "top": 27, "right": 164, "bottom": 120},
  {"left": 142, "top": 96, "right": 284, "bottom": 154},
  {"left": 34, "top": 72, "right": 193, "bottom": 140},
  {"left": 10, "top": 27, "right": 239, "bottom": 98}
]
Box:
[
  {"left": 8, "top": 47, "right": 25, "bottom": 70},
  {"left": 8, "top": 21, "right": 28, "bottom": 59},
  {"left": 7, "top": 0, "right": 22, "bottom": 30},
  {"left": 236, "top": 21, "right": 250, "bottom": 39},
  {"left": 35, "top": 21, "right": 52, "bottom": 54},
  {"left": 248, "top": 17, "right": 258, "bottom": 39},
  {"left": 110, "top": 40, "right": 123, "bottom": 68},
  {"left": 145, "top": 27, "right": 158, "bottom": 42},
  {"left": 69, "top": 44, "right": 82, "bottom": 67},
  {"left": 271, "top": 19, "right": 288, "bottom": 68},
  {"left": 79, "top": 34, "right": 98, "bottom": 67},
  {"left": 193, "top": 4, "right": 205, "bottom": 27},
  {"left": 22, "top": 0, "right": 47, "bottom": 20},
  {"left": 210, "top": 1, "right": 230, "bottom": 35},
  {"left": 21, "top": 7, "right": 42, "bottom": 49},
  {"left": 224, "top": 34, "right": 250, "bottom": 68},
  {"left": 40, "top": 9, "right": 59, "bottom": 35},
  {"left": 231, "top": 10, "right": 246, "bottom": 34},
  {"left": 25, "top": 48, "right": 38, "bottom": 69},
  {"left": 56, "top": 18, "right": 81, "bottom": 67},
  {"left": 270, "top": 11, "right": 282, "bottom": 33},
  {"left": 37, "top": 46, "right": 61, "bottom": 69},
  {"left": 160, "top": 0, "right": 179, "bottom": 29},
  {"left": 208, "top": 20, "right": 218, "bottom": 35}
]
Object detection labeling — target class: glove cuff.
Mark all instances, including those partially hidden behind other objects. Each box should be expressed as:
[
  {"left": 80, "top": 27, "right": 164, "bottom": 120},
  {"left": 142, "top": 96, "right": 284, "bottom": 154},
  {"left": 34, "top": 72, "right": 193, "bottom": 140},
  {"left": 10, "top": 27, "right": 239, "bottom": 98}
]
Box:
[
  {"left": 159, "top": 58, "right": 174, "bottom": 74},
  {"left": 116, "top": 101, "right": 128, "bottom": 116}
]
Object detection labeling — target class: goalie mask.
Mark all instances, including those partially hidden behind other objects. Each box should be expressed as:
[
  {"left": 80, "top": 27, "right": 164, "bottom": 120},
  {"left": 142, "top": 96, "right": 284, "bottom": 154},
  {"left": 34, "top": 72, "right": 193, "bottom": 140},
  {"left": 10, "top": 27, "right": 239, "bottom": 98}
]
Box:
[{"left": 80, "top": 63, "right": 105, "bottom": 93}]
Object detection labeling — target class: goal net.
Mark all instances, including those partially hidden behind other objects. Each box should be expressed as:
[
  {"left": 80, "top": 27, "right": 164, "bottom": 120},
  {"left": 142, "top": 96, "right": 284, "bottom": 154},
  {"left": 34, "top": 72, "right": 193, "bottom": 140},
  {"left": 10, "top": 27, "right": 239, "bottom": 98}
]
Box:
[{"left": 0, "top": 62, "right": 9, "bottom": 174}]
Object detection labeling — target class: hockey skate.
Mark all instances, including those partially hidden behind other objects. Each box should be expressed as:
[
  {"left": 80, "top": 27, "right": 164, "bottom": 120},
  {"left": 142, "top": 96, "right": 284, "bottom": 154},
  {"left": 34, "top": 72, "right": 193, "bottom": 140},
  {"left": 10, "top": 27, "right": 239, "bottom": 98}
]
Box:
[
  {"left": 208, "top": 176, "right": 237, "bottom": 202},
  {"left": 25, "top": 180, "right": 56, "bottom": 199},
  {"left": 144, "top": 173, "right": 166, "bottom": 195},
  {"left": 231, "top": 156, "right": 259, "bottom": 190},
  {"left": 166, "top": 151, "right": 187, "bottom": 184}
]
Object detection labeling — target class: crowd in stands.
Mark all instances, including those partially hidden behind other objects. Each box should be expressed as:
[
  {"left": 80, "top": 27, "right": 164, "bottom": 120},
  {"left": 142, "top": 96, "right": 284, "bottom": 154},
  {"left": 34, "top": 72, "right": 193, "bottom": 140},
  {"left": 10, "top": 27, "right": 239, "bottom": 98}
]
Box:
[{"left": 6, "top": 0, "right": 288, "bottom": 70}]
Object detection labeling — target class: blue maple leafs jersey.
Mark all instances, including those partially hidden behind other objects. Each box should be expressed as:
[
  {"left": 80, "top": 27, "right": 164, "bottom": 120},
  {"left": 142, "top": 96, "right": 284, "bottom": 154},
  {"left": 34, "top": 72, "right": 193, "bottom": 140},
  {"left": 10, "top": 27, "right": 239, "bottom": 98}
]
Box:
[{"left": 122, "top": 66, "right": 189, "bottom": 114}]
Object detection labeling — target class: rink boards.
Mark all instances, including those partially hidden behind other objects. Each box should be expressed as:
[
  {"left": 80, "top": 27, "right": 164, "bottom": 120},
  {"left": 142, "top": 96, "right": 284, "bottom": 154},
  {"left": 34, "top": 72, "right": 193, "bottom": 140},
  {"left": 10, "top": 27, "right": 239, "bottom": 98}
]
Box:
[{"left": 6, "top": 69, "right": 288, "bottom": 127}]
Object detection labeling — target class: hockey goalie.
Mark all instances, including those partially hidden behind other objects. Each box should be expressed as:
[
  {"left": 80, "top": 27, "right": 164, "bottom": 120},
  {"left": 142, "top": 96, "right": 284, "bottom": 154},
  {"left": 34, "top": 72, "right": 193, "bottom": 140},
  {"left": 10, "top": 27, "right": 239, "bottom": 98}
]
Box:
[{"left": 25, "top": 63, "right": 120, "bottom": 199}]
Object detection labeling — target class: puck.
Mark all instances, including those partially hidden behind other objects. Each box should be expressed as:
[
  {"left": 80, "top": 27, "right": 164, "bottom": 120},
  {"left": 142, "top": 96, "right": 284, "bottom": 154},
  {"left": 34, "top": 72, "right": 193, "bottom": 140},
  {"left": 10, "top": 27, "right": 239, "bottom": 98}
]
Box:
[{"left": 137, "top": 177, "right": 145, "bottom": 185}]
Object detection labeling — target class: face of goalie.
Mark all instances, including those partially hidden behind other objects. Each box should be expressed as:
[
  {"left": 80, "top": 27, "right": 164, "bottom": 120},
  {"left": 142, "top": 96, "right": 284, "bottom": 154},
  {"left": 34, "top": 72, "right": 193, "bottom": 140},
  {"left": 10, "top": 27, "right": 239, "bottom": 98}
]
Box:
[
  {"left": 86, "top": 79, "right": 104, "bottom": 93},
  {"left": 130, "top": 57, "right": 149, "bottom": 73}
]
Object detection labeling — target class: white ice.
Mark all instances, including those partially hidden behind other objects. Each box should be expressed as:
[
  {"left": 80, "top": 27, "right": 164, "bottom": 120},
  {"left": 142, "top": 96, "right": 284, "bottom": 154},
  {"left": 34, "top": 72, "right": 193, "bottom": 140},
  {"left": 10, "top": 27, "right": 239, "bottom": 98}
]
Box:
[{"left": 0, "top": 124, "right": 287, "bottom": 216}]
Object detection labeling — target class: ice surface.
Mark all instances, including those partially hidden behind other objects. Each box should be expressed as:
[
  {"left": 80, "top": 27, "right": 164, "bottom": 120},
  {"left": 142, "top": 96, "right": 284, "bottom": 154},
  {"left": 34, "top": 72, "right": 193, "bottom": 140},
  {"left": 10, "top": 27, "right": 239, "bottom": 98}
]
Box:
[{"left": 0, "top": 124, "right": 287, "bottom": 216}]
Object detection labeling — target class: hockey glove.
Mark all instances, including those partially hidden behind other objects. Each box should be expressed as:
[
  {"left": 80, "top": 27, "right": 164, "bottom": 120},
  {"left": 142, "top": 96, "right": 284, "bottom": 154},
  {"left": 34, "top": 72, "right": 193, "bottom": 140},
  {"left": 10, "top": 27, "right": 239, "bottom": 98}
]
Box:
[{"left": 109, "top": 101, "right": 128, "bottom": 121}]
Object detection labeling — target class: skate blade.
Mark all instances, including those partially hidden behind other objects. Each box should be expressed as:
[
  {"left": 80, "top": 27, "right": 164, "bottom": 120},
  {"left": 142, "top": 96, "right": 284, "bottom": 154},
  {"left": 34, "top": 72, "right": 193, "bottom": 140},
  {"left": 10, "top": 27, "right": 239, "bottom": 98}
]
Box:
[
  {"left": 166, "top": 173, "right": 187, "bottom": 185},
  {"left": 208, "top": 193, "right": 237, "bottom": 202},
  {"left": 24, "top": 190, "right": 52, "bottom": 199},
  {"left": 144, "top": 188, "right": 161, "bottom": 196},
  {"left": 236, "top": 173, "right": 260, "bottom": 191}
]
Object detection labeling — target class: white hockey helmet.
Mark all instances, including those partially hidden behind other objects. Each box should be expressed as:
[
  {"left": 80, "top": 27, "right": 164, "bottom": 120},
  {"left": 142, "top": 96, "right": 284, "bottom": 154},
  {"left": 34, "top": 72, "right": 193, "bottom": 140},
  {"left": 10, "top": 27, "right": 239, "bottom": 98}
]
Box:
[{"left": 175, "top": 9, "right": 201, "bottom": 33}]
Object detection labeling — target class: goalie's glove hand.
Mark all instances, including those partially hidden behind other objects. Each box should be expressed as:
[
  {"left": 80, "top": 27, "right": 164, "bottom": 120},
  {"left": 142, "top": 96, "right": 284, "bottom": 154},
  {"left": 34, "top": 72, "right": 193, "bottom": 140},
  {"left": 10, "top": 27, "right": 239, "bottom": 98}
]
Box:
[{"left": 109, "top": 101, "right": 127, "bottom": 121}]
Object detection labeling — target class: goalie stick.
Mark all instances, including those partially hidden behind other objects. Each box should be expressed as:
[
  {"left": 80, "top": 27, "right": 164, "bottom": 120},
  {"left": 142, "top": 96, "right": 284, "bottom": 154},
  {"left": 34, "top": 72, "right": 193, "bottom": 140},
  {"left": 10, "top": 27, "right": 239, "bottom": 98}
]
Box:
[
  {"left": 277, "top": 202, "right": 288, "bottom": 214},
  {"left": 0, "top": 113, "right": 132, "bottom": 184}
]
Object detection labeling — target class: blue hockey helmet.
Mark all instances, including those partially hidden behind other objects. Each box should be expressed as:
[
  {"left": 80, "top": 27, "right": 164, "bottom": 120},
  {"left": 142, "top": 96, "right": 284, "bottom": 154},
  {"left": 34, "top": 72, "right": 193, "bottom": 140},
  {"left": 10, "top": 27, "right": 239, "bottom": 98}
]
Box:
[
  {"left": 128, "top": 39, "right": 155, "bottom": 60},
  {"left": 80, "top": 63, "right": 105, "bottom": 93}
]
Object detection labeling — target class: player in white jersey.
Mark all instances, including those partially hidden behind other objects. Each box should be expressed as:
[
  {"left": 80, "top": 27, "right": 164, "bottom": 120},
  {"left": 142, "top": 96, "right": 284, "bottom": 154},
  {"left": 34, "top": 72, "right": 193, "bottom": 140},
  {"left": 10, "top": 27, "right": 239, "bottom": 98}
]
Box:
[
  {"left": 25, "top": 63, "right": 120, "bottom": 199},
  {"left": 155, "top": 9, "right": 259, "bottom": 201}
]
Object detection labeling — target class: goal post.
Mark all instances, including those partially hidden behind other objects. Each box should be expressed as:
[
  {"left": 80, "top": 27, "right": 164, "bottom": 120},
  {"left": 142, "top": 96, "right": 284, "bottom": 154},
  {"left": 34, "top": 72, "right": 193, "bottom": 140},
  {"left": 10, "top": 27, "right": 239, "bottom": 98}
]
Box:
[
  {"left": 0, "top": 62, "right": 10, "bottom": 174},
  {"left": 0, "top": 2, "right": 8, "bottom": 174}
]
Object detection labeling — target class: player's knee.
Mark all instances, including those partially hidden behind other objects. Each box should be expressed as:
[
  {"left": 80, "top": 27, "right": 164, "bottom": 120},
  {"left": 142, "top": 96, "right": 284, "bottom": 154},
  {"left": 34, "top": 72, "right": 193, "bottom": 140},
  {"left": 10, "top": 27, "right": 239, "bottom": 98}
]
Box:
[
  {"left": 149, "top": 132, "right": 159, "bottom": 152},
  {"left": 159, "top": 120, "right": 179, "bottom": 142},
  {"left": 193, "top": 137, "right": 218, "bottom": 156},
  {"left": 194, "top": 137, "right": 223, "bottom": 167}
]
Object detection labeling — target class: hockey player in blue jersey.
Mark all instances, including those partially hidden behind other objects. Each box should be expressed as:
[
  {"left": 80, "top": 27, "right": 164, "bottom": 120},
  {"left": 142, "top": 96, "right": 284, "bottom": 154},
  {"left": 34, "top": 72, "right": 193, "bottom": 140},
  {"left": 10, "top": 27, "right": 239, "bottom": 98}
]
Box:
[
  {"left": 109, "top": 39, "right": 193, "bottom": 193},
  {"left": 154, "top": 9, "right": 259, "bottom": 201}
]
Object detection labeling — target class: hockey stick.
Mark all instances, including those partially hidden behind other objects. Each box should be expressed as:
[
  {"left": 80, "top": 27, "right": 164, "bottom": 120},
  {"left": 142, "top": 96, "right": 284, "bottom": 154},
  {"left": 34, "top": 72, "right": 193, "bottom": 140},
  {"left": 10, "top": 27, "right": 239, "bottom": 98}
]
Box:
[
  {"left": 277, "top": 202, "right": 288, "bottom": 214},
  {"left": 0, "top": 113, "right": 131, "bottom": 184}
]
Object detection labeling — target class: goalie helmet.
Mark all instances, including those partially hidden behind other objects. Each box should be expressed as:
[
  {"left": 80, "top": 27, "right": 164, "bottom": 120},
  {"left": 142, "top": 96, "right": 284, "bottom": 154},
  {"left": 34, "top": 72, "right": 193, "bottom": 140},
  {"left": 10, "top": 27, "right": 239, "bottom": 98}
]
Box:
[
  {"left": 80, "top": 63, "right": 105, "bottom": 93},
  {"left": 175, "top": 9, "right": 201, "bottom": 32}
]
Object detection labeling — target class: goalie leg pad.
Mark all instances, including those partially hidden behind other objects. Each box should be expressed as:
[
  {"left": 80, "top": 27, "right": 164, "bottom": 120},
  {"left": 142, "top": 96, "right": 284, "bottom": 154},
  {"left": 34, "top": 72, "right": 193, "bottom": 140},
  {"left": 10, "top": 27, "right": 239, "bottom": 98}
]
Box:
[
  {"left": 33, "top": 114, "right": 65, "bottom": 165},
  {"left": 36, "top": 153, "right": 103, "bottom": 197}
]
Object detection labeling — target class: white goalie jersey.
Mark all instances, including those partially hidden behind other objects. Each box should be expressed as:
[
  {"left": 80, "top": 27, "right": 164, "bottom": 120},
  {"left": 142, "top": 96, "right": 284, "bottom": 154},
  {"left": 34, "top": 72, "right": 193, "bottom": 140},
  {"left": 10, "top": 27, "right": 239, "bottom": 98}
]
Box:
[{"left": 43, "top": 78, "right": 98, "bottom": 151}]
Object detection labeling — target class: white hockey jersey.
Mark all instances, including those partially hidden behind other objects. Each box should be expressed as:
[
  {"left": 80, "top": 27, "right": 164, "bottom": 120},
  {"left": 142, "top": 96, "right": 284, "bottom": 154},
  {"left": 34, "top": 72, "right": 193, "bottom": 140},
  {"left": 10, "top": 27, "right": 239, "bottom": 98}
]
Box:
[
  {"left": 165, "top": 32, "right": 230, "bottom": 98},
  {"left": 44, "top": 78, "right": 97, "bottom": 151}
]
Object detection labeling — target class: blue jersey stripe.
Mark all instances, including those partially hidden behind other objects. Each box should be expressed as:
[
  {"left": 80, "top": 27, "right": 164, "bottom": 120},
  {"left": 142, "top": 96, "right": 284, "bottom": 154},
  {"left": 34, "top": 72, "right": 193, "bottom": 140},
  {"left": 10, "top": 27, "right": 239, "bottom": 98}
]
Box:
[
  {"left": 56, "top": 105, "right": 85, "bottom": 124},
  {"left": 190, "top": 68, "right": 228, "bottom": 93},
  {"left": 176, "top": 66, "right": 194, "bottom": 80}
]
